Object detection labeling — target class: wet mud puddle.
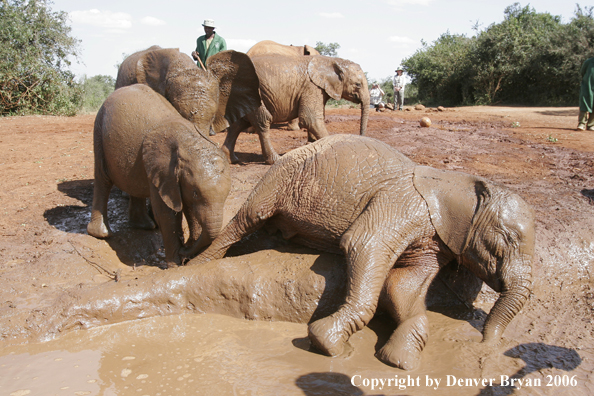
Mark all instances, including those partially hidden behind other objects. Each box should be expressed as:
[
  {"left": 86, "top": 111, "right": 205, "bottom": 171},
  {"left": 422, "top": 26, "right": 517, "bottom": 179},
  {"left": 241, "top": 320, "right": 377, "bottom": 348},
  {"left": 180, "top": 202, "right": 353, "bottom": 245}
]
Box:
[{"left": 0, "top": 310, "right": 583, "bottom": 396}]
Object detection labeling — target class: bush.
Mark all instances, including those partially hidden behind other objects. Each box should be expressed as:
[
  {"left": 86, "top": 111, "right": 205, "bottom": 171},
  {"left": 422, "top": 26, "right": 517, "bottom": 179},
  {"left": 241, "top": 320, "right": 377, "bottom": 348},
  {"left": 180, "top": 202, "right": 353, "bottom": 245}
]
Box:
[
  {"left": 0, "top": 0, "right": 81, "bottom": 116},
  {"left": 402, "top": 3, "right": 594, "bottom": 106},
  {"left": 78, "top": 75, "right": 115, "bottom": 113}
]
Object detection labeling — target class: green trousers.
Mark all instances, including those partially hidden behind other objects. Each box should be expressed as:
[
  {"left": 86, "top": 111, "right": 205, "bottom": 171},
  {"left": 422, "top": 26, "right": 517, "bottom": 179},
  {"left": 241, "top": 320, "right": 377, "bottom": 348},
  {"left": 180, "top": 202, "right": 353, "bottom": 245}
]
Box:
[{"left": 577, "top": 111, "right": 594, "bottom": 130}]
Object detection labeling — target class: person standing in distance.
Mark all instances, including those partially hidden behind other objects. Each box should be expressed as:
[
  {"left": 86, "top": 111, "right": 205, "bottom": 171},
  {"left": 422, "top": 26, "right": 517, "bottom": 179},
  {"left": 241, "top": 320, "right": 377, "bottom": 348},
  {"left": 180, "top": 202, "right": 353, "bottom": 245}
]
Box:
[
  {"left": 577, "top": 56, "right": 594, "bottom": 131},
  {"left": 191, "top": 19, "right": 227, "bottom": 70},
  {"left": 393, "top": 67, "right": 406, "bottom": 111}
]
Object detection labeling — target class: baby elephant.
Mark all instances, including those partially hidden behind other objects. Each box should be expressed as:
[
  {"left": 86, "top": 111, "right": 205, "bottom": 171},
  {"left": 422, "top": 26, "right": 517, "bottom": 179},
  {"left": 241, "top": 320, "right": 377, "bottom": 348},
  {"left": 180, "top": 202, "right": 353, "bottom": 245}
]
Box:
[
  {"left": 87, "top": 84, "right": 231, "bottom": 268},
  {"left": 192, "top": 134, "right": 535, "bottom": 370}
]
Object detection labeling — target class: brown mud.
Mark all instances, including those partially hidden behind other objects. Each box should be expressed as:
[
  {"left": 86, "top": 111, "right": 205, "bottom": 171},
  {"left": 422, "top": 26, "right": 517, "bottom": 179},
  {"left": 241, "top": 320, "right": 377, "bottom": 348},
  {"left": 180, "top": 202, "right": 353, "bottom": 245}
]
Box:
[{"left": 0, "top": 106, "right": 593, "bottom": 395}]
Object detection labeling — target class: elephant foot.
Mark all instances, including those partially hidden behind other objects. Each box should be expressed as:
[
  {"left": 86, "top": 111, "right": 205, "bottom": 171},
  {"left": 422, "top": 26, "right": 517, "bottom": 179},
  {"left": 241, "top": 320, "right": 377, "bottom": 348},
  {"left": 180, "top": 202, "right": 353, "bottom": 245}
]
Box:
[
  {"left": 87, "top": 218, "right": 112, "bottom": 239},
  {"left": 287, "top": 119, "right": 300, "bottom": 131},
  {"left": 307, "top": 315, "right": 349, "bottom": 357},
  {"left": 376, "top": 314, "right": 428, "bottom": 370},
  {"left": 264, "top": 153, "right": 281, "bottom": 165}
]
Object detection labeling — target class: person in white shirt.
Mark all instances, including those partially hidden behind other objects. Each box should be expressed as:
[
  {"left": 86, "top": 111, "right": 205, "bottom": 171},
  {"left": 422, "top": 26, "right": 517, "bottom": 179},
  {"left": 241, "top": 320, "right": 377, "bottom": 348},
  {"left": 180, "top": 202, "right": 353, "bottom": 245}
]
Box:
[
  {"left": 393, "top": 68, "right": 406, "bottom": 111},
  {"left": 369, "top": 83, "right": 385, "bottom": 112}
]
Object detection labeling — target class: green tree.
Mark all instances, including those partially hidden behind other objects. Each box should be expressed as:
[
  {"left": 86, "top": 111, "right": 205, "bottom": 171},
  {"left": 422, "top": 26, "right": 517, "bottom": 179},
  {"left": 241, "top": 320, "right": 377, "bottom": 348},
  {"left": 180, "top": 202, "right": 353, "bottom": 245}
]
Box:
[
  {"left": 402, "top": 32, "right": 473, "bottom": 105},
  {"left": 402, "top": 3, "right": 594, "bottom": 106},
  {"left": 315, "top": 42, "right": 340, "bottom": 57},
  {"left": 0, "top": 0, "right": 81, "bottom": 115},
  {"left": 78, "top": 74, "right": 115, "bottom": 113}
]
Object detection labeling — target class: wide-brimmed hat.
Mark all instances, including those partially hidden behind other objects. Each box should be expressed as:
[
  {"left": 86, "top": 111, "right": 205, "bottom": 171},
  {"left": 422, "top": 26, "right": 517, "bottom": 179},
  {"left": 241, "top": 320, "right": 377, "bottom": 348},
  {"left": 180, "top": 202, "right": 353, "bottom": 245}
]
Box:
[
  {"left": 202, "top": 19, "right": 216, "bottom": 28},
  {"left": 395, "top": 67, "right": 404, "bottom": 72}
]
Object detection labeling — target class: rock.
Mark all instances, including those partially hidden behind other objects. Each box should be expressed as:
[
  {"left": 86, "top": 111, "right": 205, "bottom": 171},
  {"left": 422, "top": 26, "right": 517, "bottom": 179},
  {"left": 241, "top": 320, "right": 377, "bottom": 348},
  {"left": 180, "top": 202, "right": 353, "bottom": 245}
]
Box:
[
  {"left": 437, "top": 106, "right": 445, "bottom": 112},
  {"left": 414, "top": 104, "right": 425, "bottom": 110}
]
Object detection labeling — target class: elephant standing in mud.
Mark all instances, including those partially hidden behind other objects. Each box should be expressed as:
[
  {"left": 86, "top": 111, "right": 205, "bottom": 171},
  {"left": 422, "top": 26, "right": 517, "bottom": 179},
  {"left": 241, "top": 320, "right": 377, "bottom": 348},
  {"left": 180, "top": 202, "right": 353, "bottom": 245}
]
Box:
[
  {"left": 87, "top": 84, "right": 232, "bottom": 268},
  {"left": 246, "top": 40, "right": 320, "bottom": 132},
  {"left": 193, "top": 134, "right": 535, "bottom": 370},
  {"left": 222, "top": 55, "right": 370, "bottom": 165},
  {"left": 115, "top": 46, "right": 261, "bottom": 136}
]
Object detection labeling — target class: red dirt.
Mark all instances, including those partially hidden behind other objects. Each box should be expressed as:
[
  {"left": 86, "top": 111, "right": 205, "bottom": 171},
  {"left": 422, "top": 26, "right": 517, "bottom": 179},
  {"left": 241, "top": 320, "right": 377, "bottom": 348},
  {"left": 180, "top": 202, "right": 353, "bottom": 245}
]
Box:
[{"left": 0, "top": 105, "right": 593, "bottom": 394}]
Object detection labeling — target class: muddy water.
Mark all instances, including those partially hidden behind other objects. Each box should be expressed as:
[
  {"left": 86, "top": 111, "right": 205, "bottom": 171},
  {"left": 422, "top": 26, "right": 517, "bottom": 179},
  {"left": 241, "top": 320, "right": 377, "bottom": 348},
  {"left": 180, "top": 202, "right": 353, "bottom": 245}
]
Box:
[{"left": 0, "top": 310, "right": 585, "bottom": 396}]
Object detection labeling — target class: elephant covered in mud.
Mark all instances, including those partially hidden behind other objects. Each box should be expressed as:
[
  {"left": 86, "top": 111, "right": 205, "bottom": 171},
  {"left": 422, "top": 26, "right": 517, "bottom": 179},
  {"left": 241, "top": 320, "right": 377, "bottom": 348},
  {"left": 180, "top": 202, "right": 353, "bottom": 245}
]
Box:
[
  {"left": 193, "top": 134, "right": 535, "bottom": 370},
  {"left": 222, "top": 55, "right": 370, "bottom": 165},
  {"left": 246, "top": 40, "right": 320, "bottom": 58},
  {"left": 246, "top": 40, "right": 320, "bottom": 132},
  {"left": 115, "top": 46, "right": 260, "bottom": 136},
  {"left": 87, "top": 84, "right": 231, "bottom": 268}
]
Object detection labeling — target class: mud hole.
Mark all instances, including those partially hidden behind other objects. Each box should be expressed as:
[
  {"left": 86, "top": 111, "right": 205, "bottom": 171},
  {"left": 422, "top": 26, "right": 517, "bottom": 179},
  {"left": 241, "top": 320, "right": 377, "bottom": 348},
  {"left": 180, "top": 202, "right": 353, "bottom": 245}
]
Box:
[{"left": 0, "top": 106, "right": 593, "bottom": 395}]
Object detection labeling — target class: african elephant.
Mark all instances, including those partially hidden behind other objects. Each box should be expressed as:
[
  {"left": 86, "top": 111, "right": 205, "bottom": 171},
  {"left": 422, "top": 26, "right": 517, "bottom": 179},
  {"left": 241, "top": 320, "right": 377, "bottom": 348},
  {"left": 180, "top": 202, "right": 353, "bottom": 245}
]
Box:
[
  {"left": 222, "top": 55, "right": 370, "bottom": 165},
  {"left": 115, "top": 46, "right": 261, "bottom": 136},
  {"left": 87, "top": 84, "right": 231, "bottom": 268},
  {"left": 246, "top": 40, "right": 320, "bottom": 58},
  {"left": 192, "top": 134, "right": 535, "bottom": 370},
  {"left": 246, "top": 40, "right": 320, "bottom": 131}
]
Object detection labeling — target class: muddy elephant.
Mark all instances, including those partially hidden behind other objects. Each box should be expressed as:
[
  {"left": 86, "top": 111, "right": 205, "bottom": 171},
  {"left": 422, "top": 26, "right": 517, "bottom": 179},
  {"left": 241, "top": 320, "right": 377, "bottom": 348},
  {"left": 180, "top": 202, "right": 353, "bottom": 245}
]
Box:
[
  {"left": 246, "top": 40, "right": 320, "bottom": 58},
  {"left": 193, "top": 134, "right": 535, "bottom": 370},
  {"left": 87, "top": 84, "right": 231, "bottom": 268},
  {"left": 246, "top": 40, "right": 320, "bottom": 131},
  {"left": 115, "top": 46, "right": 260, "bottom": 136},
  {"left": 222, "top": 55, "right": 370, "bottom": 165}
]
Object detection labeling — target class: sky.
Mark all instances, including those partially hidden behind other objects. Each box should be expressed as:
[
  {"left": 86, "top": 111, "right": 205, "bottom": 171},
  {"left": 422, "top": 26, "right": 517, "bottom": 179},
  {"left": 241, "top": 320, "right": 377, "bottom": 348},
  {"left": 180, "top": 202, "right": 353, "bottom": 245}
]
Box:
[{"left": 51, "top": 0, "right": 583, "bottom": 83}]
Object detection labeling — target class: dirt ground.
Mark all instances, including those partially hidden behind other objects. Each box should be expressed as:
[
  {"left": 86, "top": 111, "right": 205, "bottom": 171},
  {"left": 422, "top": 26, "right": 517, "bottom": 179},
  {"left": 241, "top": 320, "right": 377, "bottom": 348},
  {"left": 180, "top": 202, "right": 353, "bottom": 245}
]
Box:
[{"left": 0, "top": 105, "right": 593, "bottom": 395}]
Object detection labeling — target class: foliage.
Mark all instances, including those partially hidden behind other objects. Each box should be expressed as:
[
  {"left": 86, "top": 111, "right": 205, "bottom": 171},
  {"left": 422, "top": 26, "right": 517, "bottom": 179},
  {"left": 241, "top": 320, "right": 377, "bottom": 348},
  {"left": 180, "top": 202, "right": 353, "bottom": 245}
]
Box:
[
  {"left": 78, "top": 74, "right": 115, "bottom": 113},
  {"left": 315, "top": 42, "right": 341, "bottom": 57},
  {"left": 0, "top": 0, "right": 81, "bottom": 116},
  {"left": 402, "top": 3, "right": 594, "bottom": 106}
]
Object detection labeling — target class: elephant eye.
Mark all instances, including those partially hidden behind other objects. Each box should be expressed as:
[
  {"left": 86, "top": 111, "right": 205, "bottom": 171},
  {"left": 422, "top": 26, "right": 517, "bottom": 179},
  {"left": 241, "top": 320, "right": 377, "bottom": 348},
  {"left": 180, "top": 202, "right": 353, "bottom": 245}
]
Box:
[{"left": 355, "top": 83, "right": 362, "bottom": 88}]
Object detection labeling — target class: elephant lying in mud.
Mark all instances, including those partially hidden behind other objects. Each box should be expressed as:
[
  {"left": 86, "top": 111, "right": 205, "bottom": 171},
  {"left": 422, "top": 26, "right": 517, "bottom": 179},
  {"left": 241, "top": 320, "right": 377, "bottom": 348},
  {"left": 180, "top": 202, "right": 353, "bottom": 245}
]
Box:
[
  {"left": 87, "top": 84, "right": 231, "bottom": 268},
  {"left": 193, "top": 134, "right": 536, "bottom": 370},
  {"left": 221, "top": 55, "right": 370, "bottom": 165},
  {"left": 115, "top": 46, "right": 261, "bottom": 136}
]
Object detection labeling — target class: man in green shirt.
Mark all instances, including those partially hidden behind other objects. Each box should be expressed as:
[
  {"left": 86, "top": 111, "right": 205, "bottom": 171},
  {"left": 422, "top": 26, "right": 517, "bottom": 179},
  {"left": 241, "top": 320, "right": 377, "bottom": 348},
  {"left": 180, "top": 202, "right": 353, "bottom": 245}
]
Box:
[
  {"left": 191, "top": 19, "right": 227, "bottom": 70},
  {"left": 578, "top": 56, "right": 594, "bottom": 131}
]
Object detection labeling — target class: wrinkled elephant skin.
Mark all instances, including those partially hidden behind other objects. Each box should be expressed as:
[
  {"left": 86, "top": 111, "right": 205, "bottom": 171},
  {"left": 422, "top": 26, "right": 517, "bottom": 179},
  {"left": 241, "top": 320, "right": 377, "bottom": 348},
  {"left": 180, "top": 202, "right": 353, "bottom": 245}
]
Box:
[
  {"left": 87, "top": 85, "right": 231, "bottom": 268},
  {"left": 222, "top": 55, "right": 370, "bottom": 165},
  {"left": 194, "top": 134, "right": 535, "bottom": 370},
  {"left": 115, "top": 46, "right": 261, "bottom": 137}
]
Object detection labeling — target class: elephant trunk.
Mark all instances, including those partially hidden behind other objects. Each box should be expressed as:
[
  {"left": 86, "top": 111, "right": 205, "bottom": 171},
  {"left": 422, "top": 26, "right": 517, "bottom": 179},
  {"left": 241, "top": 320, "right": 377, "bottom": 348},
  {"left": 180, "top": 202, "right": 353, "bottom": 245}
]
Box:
[
  {"left": 359, "top": 88, "right": 370, "bottom": 136},
  {"left": 481, "top": 255, "right": 532, "bottom": 344},
  {"left": 180, "top": 204, "right": 225, "bottom": 259}
]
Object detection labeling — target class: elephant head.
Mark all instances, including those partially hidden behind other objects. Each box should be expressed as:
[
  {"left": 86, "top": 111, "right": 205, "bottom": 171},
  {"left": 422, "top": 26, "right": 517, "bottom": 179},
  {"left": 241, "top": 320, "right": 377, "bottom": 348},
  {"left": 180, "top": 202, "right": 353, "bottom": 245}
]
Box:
[
  {"left": 307, "top": 56, "right": 370, "bottom": 136},
  {"left": 413, "top": 166, "right": 535, "bottom": 344},
  {"left": 118, "top": 47, "right": 261, "bottom": 138},
  {"left": 142, "top": 123, "right": 231, "bottom": 259}
]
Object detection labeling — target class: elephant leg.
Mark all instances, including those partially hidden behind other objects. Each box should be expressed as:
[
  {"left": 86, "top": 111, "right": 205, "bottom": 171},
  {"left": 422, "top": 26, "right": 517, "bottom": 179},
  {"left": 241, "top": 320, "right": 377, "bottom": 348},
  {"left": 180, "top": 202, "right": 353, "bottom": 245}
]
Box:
[
  {"left": 149, "top": 190, "right": 184, "bottom": 268},
  {"left": 222, "top": 118, "right": 251, "bottom": 164},
  {"left": 128, "top": 197, "right": 156, "bottom": 230},
  {"left": 87, "top": 165, "right": 113, "bottom": 238},
  {"left": 248, "top": 107, "right": 279, "bottom": 165},
  {"left": 376, "top": 250, "right": 443, "bottom": 370},
  {"left": 308, "top": 195, "right": 418, "bottom": 357},
  {"left": 299, "top": 106, "right": 329, "bottom": 142},
  {"left": 287, "top": 118, "right": 300, "bottom": 131}
]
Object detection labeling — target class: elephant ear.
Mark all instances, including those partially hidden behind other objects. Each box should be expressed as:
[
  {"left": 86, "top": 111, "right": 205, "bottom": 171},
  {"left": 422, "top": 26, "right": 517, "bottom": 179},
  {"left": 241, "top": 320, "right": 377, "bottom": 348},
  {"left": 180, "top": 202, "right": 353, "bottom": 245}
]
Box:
[
  {"left": 142, "top": 128, "right": 183, "bottom": 212},
  {"left": 206, "top": 50, "right": 262, "bottom": 133},
  {"left": 308, "top": 56, "right": 345, "bottom": 100},
  {"left": 303, "top": 44, "right": 319, "bottom": 56},
  {"left": 413, "top": 166, "right": 488, "bottom": 255},
  {"left": 136, "top": 48, "right": 181, "bottom": 96}
]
